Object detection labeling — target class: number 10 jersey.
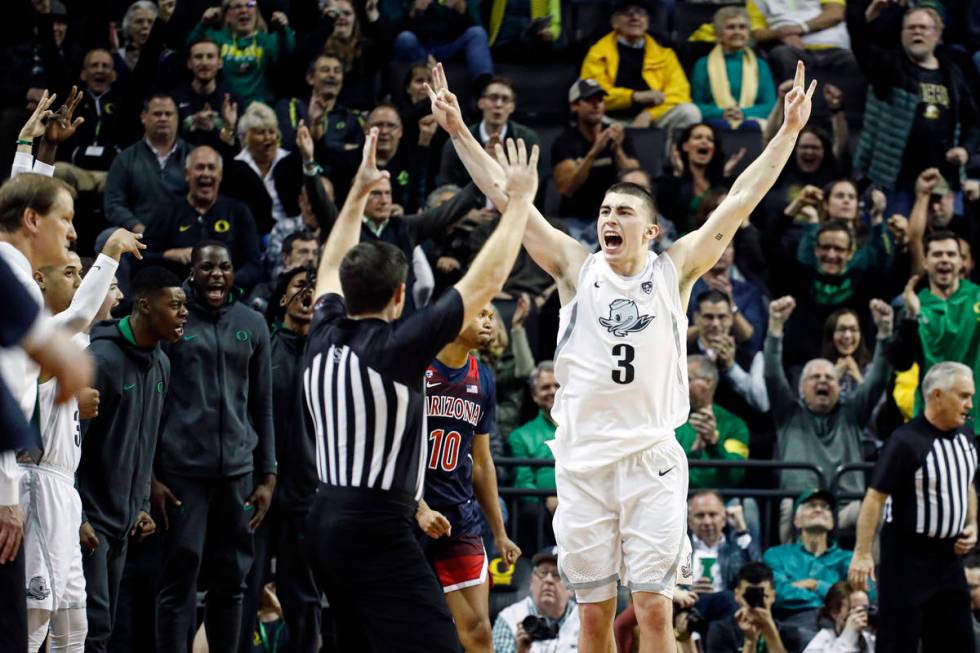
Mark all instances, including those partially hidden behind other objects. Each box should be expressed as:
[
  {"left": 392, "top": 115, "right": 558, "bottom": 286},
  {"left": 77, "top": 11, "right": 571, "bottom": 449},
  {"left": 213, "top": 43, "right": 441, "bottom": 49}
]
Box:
[{"left": 550, "top": 251, "right": 690, "bottom": 472}]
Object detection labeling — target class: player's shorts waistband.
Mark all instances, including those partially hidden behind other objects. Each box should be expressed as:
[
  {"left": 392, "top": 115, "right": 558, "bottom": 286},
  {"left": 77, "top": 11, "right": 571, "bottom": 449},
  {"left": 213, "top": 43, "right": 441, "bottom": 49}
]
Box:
[
  {"left": 19, "top": 463, "right": 74, "bottom": 485},
  {"left": 317, "top": 483, "right": 417, "bottom": 510}
]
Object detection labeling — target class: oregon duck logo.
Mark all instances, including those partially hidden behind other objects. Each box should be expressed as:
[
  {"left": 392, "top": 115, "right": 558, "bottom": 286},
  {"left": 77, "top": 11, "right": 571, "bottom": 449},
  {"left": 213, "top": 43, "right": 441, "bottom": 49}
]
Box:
[
  {"left": 214, "top": 219, "right": 231, "bottom": 233},
  {"left": 599, "top": 299, "right": 653, "bottom": 337},
  {"left": 26, "top": 576, "right": 50, "bottom": 600}
]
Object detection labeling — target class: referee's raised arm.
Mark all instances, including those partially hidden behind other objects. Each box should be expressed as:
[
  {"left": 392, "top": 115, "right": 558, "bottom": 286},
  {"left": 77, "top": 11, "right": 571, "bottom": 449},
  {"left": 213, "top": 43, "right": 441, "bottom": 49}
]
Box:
[
  {"left": 452, "top": 138, "right": 539, "bottom": 327},
  {"left": 313, "top": 127, "right": 390, "bottom": 302}
]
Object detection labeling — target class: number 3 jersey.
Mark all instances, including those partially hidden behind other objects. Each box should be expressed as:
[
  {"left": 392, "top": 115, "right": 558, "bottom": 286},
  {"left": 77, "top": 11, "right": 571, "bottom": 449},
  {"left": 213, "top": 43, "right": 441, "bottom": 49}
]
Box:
[
  {"left": 423, "top": 354, "right": 497, "bottom": 518},
  {"left": 551, "top": 251, "right": 690, "bottom": 472}
]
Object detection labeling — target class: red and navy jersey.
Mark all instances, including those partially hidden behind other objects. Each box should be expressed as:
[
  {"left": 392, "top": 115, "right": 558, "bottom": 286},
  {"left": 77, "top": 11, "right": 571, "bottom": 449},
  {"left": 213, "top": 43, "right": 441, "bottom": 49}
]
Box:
[{"left": 423, "top": 354, "right": 496, "bottom": 512}]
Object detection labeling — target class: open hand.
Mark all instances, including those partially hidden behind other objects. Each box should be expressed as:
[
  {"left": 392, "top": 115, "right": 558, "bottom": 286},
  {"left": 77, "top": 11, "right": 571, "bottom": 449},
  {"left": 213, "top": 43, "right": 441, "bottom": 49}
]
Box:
[
  {"left": 847, "top": 551, "right": 875, "bottom": 591},
  {"left": 495, "top": 138, "right": 540, "bottom": 201}
]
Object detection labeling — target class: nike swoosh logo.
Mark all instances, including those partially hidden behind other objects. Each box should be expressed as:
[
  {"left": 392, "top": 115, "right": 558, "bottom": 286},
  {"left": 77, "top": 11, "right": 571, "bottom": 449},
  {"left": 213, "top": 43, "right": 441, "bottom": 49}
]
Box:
[
  {"left": 92, "top": 265, "right": 102, "bottom": 271},
  {"left": 594, "top": 281, "right": 600, "bottom": 288},
  {"left": 123, "top": 383, "right": 137, "bottom": 392},
  {"left": 182, "top": 334, "right": 197, "bottom": 341},
  {"left": 658, "top": 466, "right": 675, "bottom": 477},
  {"left": 179, "top": 224, "right": 192, "bottom": 232},
  {"left": 426, "top": 382, "right": 440, "bottom": 388}
]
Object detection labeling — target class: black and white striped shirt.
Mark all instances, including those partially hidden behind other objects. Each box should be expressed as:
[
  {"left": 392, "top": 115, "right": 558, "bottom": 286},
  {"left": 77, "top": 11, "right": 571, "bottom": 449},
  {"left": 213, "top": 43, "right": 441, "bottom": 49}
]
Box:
[
  {"left": 873, "top": 416, "right": 977, "bottom": 539},
  {"left": 303, "top": 291, "right": 464, "bottom": 501}
]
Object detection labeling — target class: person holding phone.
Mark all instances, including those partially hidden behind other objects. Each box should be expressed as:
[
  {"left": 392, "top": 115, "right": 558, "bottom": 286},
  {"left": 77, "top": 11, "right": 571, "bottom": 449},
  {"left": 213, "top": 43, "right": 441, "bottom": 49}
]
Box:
[{"left": 705, "top": 562, "right": 806, "bottom": 653}]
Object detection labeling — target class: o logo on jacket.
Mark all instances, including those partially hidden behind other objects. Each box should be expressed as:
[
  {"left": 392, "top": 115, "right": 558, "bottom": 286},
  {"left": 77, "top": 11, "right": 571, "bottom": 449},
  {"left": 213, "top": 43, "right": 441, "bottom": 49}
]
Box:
[
  {"left": 214, "top": 219, "right": 231, "bottom": 233},
  {"left": 236, "top": 330, "right": 249, "bottom": 342}
]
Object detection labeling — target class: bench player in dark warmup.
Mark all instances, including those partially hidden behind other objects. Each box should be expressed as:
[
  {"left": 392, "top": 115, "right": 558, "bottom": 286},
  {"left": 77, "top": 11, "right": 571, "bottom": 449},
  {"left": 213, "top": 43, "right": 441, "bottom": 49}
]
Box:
[
  {"left": 417, "top": 304, "right": 522, "bottom": 652},
  {"left": 303, "top": 124, "right": 539, "bottom": 653}
]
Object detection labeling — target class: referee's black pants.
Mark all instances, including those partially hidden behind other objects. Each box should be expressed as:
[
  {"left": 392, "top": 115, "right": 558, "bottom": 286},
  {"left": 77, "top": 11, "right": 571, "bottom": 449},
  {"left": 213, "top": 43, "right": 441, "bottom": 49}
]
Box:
[
  {"left": 155, "top": 473, "right": 254, "bottom": 653},
  {"left": 240, "top": 505, "right": 321, "bottom": 653},
  {"left": 0, "top": 545, "right": 26, "bottom": 653},
  {"left": 306, "top": 486, "right": 460, "bottom": 653},
  {"left": 877, "top": 526, "right": 975, "bottom": 653}
]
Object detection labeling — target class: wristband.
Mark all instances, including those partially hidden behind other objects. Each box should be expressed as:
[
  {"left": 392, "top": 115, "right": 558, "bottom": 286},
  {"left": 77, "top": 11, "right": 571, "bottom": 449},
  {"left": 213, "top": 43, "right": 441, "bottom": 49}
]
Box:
[{"left": 16, "top": 139, "right": 32, "bottom": 146}]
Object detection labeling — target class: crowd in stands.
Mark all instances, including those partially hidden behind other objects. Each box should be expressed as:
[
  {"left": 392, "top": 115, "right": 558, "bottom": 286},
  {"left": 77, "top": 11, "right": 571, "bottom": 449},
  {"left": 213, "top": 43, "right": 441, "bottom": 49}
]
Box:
[{"left": 2, "top": 0, "right": 980, "bottom": 649}]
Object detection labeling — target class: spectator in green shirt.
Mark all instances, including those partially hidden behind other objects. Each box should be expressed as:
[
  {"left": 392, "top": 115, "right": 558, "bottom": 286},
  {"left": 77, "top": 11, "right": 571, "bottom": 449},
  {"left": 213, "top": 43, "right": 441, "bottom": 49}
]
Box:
[
  {"left": 676, "top": 354, "right": 751, "bottom": 489},
  {"left": 188, "top": 1, "right": 296, "bottom": 107},
  {"left": 763, "top": 489, "right": 875, "bottom": 642},
  {"left": 507, "top": 361, "right": 558, "bottom": 552},
  {"left": 690, "top": 6, "right": 776, "bottom": 132}
]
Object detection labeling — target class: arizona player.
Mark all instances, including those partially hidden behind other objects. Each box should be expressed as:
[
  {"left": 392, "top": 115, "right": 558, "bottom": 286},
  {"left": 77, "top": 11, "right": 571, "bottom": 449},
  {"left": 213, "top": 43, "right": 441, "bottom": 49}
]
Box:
[
  {"left": 428, "top": 61, "right": 815, "bottom": 651},
  {"left": 417, "top": 305, "right": 521, "bottom": 652}
]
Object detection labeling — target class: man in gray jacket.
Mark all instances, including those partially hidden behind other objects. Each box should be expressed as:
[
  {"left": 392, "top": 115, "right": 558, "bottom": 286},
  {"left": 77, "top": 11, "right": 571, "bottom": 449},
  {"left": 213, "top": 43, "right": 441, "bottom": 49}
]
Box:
[
  {"left": 103, "top": 93, "right": 191, "bottom": 233},
  {"left": 764, "top": 295, "right": 893, "bottom": 542},
  {"left": 151, "top": 241, "right": 276, "bottom": 653},
  {"left": 78, "top": 266, "right": 188, "bottom": 653}
]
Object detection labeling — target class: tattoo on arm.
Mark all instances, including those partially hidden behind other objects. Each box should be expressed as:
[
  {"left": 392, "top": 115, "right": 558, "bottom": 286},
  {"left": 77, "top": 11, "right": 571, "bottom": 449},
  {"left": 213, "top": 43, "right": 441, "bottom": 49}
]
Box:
[{"left": 714, "top": 233, "right": 724, "bottom": 241}]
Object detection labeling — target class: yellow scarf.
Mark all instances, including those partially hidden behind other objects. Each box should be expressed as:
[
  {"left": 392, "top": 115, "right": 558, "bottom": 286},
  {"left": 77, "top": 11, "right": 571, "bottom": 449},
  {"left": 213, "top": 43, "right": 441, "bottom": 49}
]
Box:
[
  {"left": 706, "top": 45, "right": 764, "bottom": 129},
  {"left": 489, "top": 0, "right": 555, "bottom": 45}
]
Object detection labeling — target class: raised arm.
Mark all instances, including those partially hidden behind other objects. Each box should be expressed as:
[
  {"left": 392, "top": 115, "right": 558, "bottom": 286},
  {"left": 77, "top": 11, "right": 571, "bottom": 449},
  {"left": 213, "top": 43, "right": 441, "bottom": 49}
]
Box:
[
  {"left": 313, "top": 128, "right": 388, "bottom": 301},
  {"left": 49, "top": 229, "right": 145, "bottom": 334},
  {"left": 668, "top": 62, "right": 815, "bottom": 299},
  {"left": 426, "top": 64, "right": 588, "bottom": 293},
  {"left": 453, "top": 139, "right": 537, "bottom": 326}
]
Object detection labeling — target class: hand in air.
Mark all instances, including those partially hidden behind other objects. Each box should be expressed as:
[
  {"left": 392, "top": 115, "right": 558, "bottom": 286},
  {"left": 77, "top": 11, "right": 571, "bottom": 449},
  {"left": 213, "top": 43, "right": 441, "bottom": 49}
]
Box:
[
  {"left": 782, "top": 61, "right": 817, "bottom": 133},
  {"left": 494, "top": 138, "right": 540, "bottom": 201}
]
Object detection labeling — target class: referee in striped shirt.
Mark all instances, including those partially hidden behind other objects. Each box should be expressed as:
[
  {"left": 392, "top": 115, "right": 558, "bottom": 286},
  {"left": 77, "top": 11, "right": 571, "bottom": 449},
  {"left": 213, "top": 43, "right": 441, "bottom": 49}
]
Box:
[
  {"left": 849, "top": 361, "right": 978, "bottom": 652},
  {"left": 303, "top": 127, "right": 540, "bottom": 651}
]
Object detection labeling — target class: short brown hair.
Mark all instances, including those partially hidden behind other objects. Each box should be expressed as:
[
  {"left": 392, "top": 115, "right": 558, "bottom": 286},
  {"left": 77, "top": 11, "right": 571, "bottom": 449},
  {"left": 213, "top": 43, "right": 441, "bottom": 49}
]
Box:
[{"left": 0, "top": 173, "right": 75, "bottom": 233}]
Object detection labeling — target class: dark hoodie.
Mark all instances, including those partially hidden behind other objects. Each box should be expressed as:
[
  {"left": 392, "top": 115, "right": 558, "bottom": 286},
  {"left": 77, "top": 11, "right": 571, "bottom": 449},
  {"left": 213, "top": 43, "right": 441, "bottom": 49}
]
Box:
[
  {"left": 156, "top": 284, "right": 276, "bottom": 479},
  {"left": 79, "top": 318, "right": 171, "bottom": 539},
  {"left": 270, "top": 326, "right": 317, "bottom": 510}
]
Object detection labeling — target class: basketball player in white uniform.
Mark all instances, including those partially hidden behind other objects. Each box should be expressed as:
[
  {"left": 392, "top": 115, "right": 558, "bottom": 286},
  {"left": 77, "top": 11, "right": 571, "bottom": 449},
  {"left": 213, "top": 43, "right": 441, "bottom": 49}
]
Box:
[
  {"left": 428, "top": 62, "right": 815, "bottom": 651},
  {"left": 24, "top": 230, "right": 141, "bottom": 652}
]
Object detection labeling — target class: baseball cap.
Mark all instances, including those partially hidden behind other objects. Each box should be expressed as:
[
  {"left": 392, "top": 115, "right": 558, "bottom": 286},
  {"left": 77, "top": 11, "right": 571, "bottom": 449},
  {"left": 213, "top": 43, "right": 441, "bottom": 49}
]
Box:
[
  {"left": 532, "top": 545, "right": 559, "bottom": 566},
  {"left": 569, "top": 79, "right": 604, "bottom": 103},
  {"left": 613, "top": 0, "right": 651, "bottom": 14},
  {"left": 931, "top": 174, "right": 952, "bottom": 197},
  {"left": 793, "top": 488, "right": 835, "bottom": 512}
]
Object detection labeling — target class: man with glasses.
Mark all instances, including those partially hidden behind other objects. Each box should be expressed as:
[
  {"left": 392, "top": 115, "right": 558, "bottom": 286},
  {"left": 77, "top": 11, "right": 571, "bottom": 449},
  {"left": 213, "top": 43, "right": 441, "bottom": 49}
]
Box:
[
  {"left": 492, "top": 547, "right": 579, "bottom": 653},
  {"left": 855, "top": 2, "right": 980, "bottom": 215},
  {"left": 580, "top": 0, "right": 700, "bottom": 129},
  {"left": 439, "top": 77, "right": 539, "bottom": 189},
  {"left": 355, "top": 104, "right": 430, "bottom": 213},
  {"left": 764, "top": 295, "right": 893, "bottom": 543}
]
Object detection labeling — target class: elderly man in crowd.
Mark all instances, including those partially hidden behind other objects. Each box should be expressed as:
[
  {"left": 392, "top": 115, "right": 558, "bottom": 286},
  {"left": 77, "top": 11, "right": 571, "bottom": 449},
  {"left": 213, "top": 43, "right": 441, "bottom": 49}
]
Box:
[
  {"left": 143, "top": 145, "right": 261, "bottom": 290},
  {"left": 764, "top": 489, "right": 874, "bottom": 642},
  {"left": 580, "top": 0, "right": 700, "bottom": 129},
  {"left": 764, "top": 295, "right": 893, "bottom": 541},
  {"left": 492, "top": 547, "right": 579, "bottom": 653}
]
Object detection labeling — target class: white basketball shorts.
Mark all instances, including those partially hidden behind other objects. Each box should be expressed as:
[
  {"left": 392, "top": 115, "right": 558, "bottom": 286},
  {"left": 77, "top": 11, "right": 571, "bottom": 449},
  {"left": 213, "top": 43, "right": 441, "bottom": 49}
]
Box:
[
  {"left": 553, "top": 437, "right": 693, "bottom": 603},
  {"left": 21, "top": 466, "right": 87, "bottom": 612}
]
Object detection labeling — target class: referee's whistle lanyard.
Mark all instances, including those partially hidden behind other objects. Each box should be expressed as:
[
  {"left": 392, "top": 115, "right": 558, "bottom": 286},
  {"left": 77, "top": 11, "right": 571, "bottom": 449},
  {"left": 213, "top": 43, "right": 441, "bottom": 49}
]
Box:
[{"left": 257, "top": 620, "right": 283, "bottom": 653}]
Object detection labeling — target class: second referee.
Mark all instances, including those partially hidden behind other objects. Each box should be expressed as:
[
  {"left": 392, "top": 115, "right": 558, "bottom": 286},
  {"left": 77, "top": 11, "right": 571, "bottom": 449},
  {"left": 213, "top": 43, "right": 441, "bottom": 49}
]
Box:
[{"left": 849, "top": 361, "right": 978, "bottom": 652}]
